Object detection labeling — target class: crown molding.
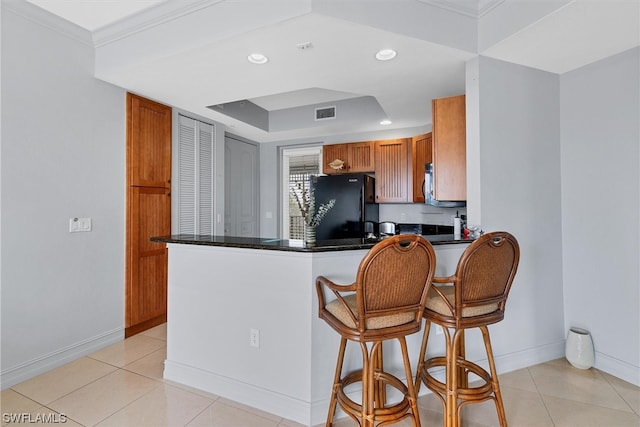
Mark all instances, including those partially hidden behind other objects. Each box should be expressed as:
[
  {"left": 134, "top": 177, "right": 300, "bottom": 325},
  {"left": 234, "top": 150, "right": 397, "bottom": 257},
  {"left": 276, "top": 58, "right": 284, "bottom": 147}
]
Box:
[
  {"left": 476, "top": 0, "right": 506, "bottom": 17},
  {"left": 92, "top": 0, "right": 226, "bottom": 47},
  {"left": 2, "top": 0, "right": 92, "bottom": 47},
  {"left": 416, "top": 0, "right": 505, "bottom": 18}
]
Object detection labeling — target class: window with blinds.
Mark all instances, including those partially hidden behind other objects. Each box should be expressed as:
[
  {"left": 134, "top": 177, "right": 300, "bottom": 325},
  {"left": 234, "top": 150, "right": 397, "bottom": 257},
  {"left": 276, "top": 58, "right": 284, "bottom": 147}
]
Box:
[
  {"left": 288, "top": 154, "right": 320, "bottom": 239},
  {"left": 176, "top": 114, "right": 214, "bottom": 235}
]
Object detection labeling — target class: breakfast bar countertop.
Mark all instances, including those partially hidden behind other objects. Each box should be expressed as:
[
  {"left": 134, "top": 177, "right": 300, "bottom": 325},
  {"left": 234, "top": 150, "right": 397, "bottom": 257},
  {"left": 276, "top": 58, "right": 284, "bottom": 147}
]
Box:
[{"left": 151, "top": 234, "right": 473, "bottom": 252}]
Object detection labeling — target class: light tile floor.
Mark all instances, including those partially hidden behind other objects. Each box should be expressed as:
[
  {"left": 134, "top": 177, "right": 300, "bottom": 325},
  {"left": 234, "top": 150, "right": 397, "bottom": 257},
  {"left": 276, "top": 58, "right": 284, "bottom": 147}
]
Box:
[{"left": 2, "top": 324, "right": 638, "bottom": 426}]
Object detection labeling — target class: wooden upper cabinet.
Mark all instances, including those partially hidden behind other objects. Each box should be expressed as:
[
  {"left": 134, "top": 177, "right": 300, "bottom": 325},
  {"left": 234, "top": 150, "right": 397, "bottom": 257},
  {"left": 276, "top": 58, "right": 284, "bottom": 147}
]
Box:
[
  {"left": 127, "top": 93, "right": 172, "bottom": 188},
  {"left": 411, "top": 132, "right": 432, "bottom": 203},
  {"left": 347, "top": 142, "right": 375, "bottom": 172},
  {"left": 322, "top": 141, "right": 374, "bottom": 174},
  {"left": 432, "top": 95, "right": 466, "bottom": 201},
  {"left": 374, "top": 138, "right": 412, "bottom": 203},
  {"left": 322, "top": 143, "right": 349, "bottom": 174}
]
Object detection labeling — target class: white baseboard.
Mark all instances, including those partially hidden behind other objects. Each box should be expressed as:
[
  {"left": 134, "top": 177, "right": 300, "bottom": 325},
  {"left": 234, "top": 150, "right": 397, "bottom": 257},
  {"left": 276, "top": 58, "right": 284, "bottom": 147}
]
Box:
[
  {"left": 164, "top": 360, "right": 313, "bottom": 426},
  {"left": 595, "top": 352, "right": 640, "bottom": 387},
  {"left": 165, "top": 341, "right": 567, "bottom": 427},
  {"left": 494, "top": 340, "right": 567, "bottom": 373},
  {"left": 0, "top": 327, "right": 123, "bottom": 390}
]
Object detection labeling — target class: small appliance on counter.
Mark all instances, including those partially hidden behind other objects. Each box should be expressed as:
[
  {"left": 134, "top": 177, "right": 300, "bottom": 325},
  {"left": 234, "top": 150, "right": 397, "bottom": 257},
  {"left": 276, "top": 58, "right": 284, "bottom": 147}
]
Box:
[
  {"left": 311, "top": 174, "right": 379, "bottom": 240},
  {"left": 378, "top": 221, "right": 397, "bottom": 238}
]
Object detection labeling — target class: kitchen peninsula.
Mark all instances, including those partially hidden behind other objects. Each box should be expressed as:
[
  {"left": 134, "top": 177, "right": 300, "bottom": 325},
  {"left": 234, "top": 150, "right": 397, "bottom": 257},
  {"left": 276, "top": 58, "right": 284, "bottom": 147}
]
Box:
[{"left": 151, "top": 234, "right": 471, "bottom": 426}]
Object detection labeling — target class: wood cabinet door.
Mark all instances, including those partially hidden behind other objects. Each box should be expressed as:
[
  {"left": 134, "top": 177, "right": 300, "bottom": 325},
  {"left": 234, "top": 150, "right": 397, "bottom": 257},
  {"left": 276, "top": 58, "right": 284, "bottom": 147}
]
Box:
[
  {"left": 411, "top": 133, "right": 432, "bottom": 203},
  {"left": 347, "top": 141, "right": 374, "bottom": 172},
  {"left": 374, "top": 138, "right": 411, "bottom": 203},
  {"left": 432, "top": 95, "right": 466, "bottom": 201},
  {"left": 322, "top": 143, "right": 350, "bottom": 174},
  {"left": 127, "top": 93, "right": 172, "bottom": 188},
  {"left": 127, "top": 186, "right": 170, "bottom": 328}
]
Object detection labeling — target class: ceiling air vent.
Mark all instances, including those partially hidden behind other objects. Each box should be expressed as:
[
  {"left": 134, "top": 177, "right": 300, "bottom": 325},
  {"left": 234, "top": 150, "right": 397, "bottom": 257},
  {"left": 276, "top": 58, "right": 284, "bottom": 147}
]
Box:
[{"left": 315, "top": 106, "right": 336, "bottom": 121}]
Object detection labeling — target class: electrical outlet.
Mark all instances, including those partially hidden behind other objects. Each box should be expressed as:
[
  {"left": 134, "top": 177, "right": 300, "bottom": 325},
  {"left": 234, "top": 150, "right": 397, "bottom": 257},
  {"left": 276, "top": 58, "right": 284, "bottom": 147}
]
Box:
[
  {"left": 400, "top": 212, "right": 407, "bottom": 221},
  {"left": 436, "top": 326, "right": 444, "bottom": 336},
  {"left": 250, "top": 328, "right": 260, "bottom": 348}
]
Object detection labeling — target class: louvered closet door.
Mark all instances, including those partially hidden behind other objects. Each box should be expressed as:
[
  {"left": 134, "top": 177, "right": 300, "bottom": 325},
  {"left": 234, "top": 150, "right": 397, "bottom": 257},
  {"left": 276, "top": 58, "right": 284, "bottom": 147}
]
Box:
[
  {"left": 176, "top": 115, "right": 215, "bottom": 235},
  {"left": 198, "top": 124, "right": 214, "bottom": 234}
]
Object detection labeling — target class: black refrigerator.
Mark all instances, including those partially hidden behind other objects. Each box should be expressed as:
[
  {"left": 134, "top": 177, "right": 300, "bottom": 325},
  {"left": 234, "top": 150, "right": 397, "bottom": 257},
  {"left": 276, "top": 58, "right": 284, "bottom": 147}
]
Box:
[{"left": 310, "top": 173, "right": 379, "bottom": 240}]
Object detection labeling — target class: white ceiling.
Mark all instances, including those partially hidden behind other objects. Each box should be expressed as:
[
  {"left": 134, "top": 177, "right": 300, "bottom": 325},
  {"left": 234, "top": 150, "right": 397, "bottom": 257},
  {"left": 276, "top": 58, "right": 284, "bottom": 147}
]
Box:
[
  {"left": 22, "top": 0, "right": 640, "bottom": 143},
  {"left": 26, "top": 0, "right": 169, "bottom": 31},
  {"left": 482, "top": 0, "right": 640, "bottom": 74}
]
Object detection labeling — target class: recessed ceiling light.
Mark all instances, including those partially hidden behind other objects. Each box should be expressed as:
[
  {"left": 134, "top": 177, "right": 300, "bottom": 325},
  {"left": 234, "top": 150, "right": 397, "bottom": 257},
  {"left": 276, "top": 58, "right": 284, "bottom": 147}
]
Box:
[
  {"left": 380, "top": 119, "right": 392, "bottom": 126},
  {"left": 247, "top": 53, "right": 268, "bottom": 64},
  {"left": 375, "top": 49, "right": 397, "bottom": 61}
]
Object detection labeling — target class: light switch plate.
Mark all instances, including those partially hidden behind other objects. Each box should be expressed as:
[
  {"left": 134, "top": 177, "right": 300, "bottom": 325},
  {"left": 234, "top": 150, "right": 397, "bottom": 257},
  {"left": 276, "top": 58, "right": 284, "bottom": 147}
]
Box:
[{"left": 69, "top": 217, "right": 92, "bottom": 232}]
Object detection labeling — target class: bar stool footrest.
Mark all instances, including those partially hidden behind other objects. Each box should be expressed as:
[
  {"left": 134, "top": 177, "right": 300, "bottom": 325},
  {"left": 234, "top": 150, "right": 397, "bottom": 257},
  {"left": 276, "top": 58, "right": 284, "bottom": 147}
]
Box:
[
  {"left": 337, "top": 369, "right": 415, "bottom": 423},
  {"left": 421, "top": 356, "right": 495, "bottom": 402}
]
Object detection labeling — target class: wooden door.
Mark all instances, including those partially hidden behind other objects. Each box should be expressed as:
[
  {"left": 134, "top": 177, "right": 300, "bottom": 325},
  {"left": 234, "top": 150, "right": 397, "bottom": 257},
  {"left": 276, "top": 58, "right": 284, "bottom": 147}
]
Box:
[
  {"left": 126, "top": 93, "right": 171, "bottom": 337},
  {"left": 411, "top": 133, "right": 432, "bottom": 202},
  {"left": 127, "top": 186, "right": 170, "bottom": 328},
  {"left": 432, "top": 95, "right": 466, "bottom": 201},
  {"left": 374, "top": 138, "right": 411, "bottom": 203},
  {"left": 127, "top": 94, "right": 172, "bottom": 188},
  {"left": 347, "top": 141, "right": 374, "bottom": 172}
]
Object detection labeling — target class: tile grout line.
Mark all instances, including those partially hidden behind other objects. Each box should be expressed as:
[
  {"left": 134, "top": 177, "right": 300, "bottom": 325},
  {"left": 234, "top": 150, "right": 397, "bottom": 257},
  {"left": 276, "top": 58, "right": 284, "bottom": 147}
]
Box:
[
  {"left": 86, "top": 336, "right": 167, "bottom": 369},
  {"left": 526, "top": 366, "right": 557, "bottom": 426},
  {"left": 182, "top": 399, "right": 216, "bottom": 427},
  {"left": 91, "top": 368, "right": 164, "bottom": 427},
  {"left": 528, "top": 364, "right": 640, "bottom": 423},
  {"left": 599, "top": 369, "right": 640, "bottom": 417},
  {"left": 10, "top": 359, "right": 117, "bottom": 409}
]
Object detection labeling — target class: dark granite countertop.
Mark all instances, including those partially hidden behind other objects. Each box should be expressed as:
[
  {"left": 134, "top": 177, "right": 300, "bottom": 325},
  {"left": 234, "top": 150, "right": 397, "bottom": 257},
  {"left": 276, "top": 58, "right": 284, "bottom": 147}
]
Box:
[{"left": 151, "top": 234, "right": 473, "bottom": 253}]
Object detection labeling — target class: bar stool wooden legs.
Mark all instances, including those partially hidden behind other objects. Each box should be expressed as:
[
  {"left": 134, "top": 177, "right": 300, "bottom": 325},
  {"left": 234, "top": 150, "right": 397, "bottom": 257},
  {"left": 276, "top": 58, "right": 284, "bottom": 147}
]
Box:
[
  {"left": 316, "top": 235, "right": 437, "bottom": 427},
  {"left": 326, "top": 337, "right": 420, "bottom": 427},
  {"left": 414, "top": 232, "right": 520, "bottom": 427},
  {"left": 416, "top": 324, "right": 507, "bottom": 427}
]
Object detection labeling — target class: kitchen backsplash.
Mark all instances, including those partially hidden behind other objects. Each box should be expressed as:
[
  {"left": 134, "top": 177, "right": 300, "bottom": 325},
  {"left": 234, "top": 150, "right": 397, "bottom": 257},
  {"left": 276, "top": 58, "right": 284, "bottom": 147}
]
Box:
[{"left": 379, "top": 203, "right": 466, "bottom": 226}]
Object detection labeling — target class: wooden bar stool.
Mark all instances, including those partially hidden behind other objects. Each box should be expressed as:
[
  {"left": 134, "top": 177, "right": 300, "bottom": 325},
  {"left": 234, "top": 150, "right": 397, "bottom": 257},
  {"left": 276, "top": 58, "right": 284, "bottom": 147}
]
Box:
[
  {"left": 414, "top": 231, "right": 520, "bottom": 427},
  {"left": 316, "top": 235, "right": 437, "bottom": 427}
]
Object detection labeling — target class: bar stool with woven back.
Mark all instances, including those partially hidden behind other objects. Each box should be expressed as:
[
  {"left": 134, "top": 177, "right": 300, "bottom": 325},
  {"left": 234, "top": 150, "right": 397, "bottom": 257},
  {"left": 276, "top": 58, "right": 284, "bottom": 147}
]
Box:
[
  {"left": 316, "top": 234, "right": 437, "bottom": 427},
  {"left": 414, "top": 231, "right": 520, "bottom": 427}
]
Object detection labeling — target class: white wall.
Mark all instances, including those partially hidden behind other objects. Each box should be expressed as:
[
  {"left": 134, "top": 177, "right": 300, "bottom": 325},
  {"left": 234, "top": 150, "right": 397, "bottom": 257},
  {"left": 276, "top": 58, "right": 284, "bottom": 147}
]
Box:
[
  {"left": 560, "top": 47, "right": 640, "bottom": 385},
  {"left": 467, "top": 56, "right": 566, "bottom": 368},
  {"left": 1, "top": 6, "right": 126, "bottom": 388}
]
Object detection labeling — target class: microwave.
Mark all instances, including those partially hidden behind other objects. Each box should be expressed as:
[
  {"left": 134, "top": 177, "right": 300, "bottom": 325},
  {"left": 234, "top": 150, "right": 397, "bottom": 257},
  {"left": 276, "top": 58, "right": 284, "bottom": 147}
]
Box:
[{"left": 424, "top": 163, "right": 466, "bottom": 208}]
